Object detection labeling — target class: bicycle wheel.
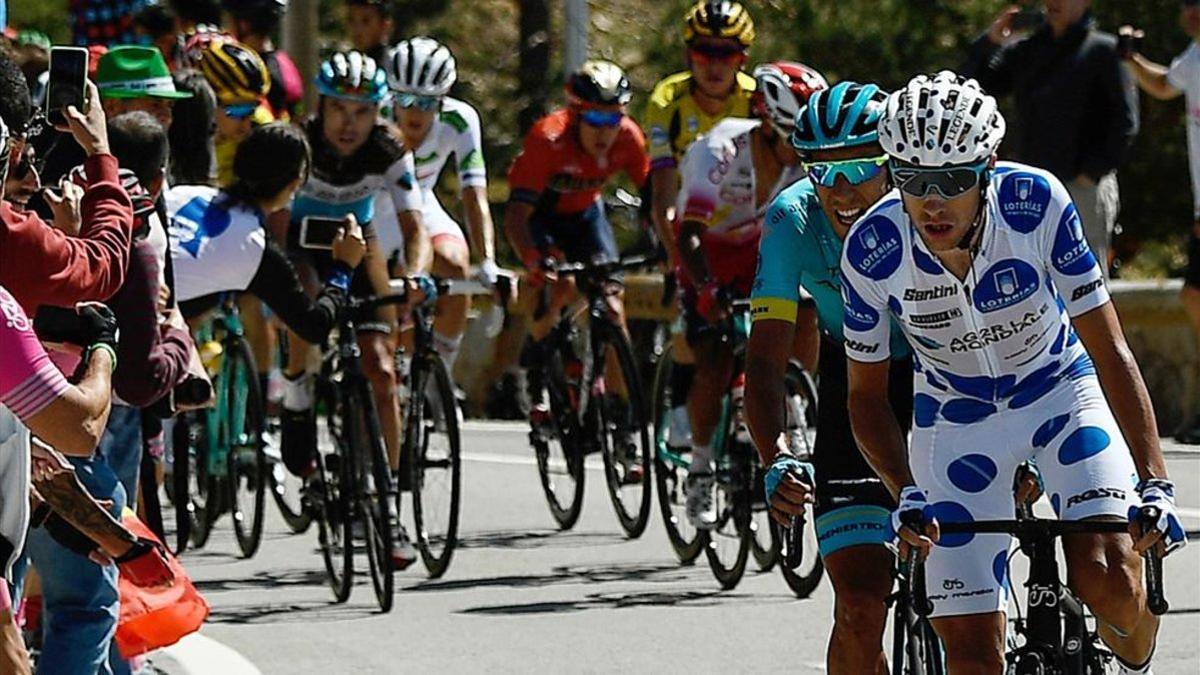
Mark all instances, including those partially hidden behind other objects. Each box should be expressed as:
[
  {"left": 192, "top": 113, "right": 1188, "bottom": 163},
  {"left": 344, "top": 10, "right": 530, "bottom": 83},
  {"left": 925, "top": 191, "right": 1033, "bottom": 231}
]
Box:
[
  {"left": 651, "top": 342, "right": 704, "bottom": 563},
  {"left": 778, "top": 513, "right": 825, "bottom": 598},
  {"left": 268, "top": 458, "right": 313, "bottom": 534},
  {"left": 316, "top": 384, "right": 353, "bottom": 603},
  {"left": 597, "top": 327, "right": 653, "bottom": 539},
  {"left": 224, "top": 338, "right": 267, "bottom": 558},
  {"left": 408, "top": 353, "right": 462, "bottom": 579},
  {"left": 751, "top": 509, "right": 780, "bottom": 572},
  {"left": 783, "top": 362, "right": 818, "bottom": 458},
  {"left": 533, "top": 345, "right": 586, "bottom": 530},
  {"left": 190, "top": 413, "right": 221, "bottom": 550},
  {"left": 704, "top": 436, "right": 751, "bottom": 589},
  {"left": 171, "top": 415, "right": 195, "bottom": 555},
  {"left": 350, "top": 382, "right": 394, "bottom": 613}
]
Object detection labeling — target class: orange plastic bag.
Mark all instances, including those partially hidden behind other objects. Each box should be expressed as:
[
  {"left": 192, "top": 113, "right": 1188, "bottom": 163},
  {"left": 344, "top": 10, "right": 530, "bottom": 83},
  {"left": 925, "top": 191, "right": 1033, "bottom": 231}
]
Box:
[{"left": 114, "top": 511, "right": 209, "bottom": 658}]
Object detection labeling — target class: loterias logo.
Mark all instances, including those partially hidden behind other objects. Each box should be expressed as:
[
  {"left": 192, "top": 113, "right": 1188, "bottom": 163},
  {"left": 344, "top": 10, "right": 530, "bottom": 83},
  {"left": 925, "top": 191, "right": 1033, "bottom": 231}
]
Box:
[
  {"left": 1052, "top": 205, "right": 1098, "bottom": 276},
  {"left": 842, "top": 281, "right": 880, "bottom": 331},
  {"left": 846, "top": 216, "right": 902, "bottom": 281},
  {"left": 973, "top": 259, "right": 1040, "bottom": 313},
  {"left": 904, "top": 285, "right": 958, "bottom": 302},
  {"left": 998, "top": 172, "right": 1051, "bottom": 233}
]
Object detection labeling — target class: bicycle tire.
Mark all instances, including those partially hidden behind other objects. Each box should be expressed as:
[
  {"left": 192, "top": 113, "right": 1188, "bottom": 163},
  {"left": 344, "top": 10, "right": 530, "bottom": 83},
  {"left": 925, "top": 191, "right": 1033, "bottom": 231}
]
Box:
[
  {"left": 704, "top": 436, "right": 751, "bottom": 589},
  {"left": 783, "top": 362, "right": 819, "bottom": 459},
  {"left": 268, "top": 461, "right": 313, "bottom": 534},
  {"left": 409, "top": 353, "right": 462, "bottom": 579},
  {"left": 534, "top": 345, "right": 586, "bottom": 530},
  {"left": 350, "top": 381, "right": 394, "bottom": 613},
  {"left": 316, "top": 384, "right": 353, "bottom": 603},
  {"left": 189, "top": 417, "right": 220, "bottom": 550},
  {"left": 778, "top": 515, "right": 825, "bottom": 598},
  {"left": 225, "top": 337, "right": 267, "bottom": 559},
  {"left": 597, "top": 326, "right": 653, "bottom": 539},
  {"left": 171, "top": 414, "right": 194, "bottom": 555},
  {"left": 650, "top": 342, "right": 704, "bottom": 564},
  {"left": 751, "top": 511, "right": 780, "bottom": 572}
]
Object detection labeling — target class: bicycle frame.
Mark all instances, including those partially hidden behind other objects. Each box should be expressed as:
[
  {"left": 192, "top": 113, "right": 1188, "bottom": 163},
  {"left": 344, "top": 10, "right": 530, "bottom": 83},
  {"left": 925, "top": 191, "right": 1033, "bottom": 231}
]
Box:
[{"left": 197, "top": 297, "right": 252, "bottom": 478}]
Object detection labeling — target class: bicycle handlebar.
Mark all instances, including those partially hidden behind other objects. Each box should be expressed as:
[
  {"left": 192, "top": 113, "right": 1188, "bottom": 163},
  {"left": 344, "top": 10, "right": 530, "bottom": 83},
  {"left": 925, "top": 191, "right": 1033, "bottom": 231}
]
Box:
[{"left": 549, "top": 253, "right": 661, "bottom": 276}]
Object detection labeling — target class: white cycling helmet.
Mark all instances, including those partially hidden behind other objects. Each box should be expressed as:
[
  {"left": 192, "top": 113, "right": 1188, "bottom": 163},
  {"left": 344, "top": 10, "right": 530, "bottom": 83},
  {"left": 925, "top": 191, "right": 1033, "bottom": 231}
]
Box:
[
  {"left": 879, "top": 70, "right": 1006, "bottom": 167},
  {"left": 386, "top": 36, "right": 457, "bottom": 97}
]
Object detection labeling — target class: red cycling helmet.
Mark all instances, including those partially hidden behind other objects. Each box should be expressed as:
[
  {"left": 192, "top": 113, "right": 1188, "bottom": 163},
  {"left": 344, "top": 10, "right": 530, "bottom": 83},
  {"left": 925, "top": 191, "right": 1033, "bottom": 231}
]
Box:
[{"left": 751, "top": 61, "right": 829, "bottom": 133}]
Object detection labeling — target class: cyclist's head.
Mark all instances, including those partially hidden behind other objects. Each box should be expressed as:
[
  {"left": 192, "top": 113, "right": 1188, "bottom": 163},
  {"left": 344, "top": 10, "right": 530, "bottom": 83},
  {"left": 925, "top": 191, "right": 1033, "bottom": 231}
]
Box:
[
  {"left": 169, "top": 68, "right": 219, "bottom": 185},
  {"left": 879, "top": 71, "right": 1005, "bottom": 252},
  {"left": 108, "top": 111, "right": 169, "bottom": 199},
  {"left": 345, "top": 0, "right": 393, "bottom": 52},
  {"left": 386, "top": 36, "right": 455, "bottom": 144},
  {"left": 221, "top": 0, "right": 286, "bottom": 40},
  {"left": 316, "top": 50, "right": 388, "bottom": 157},
  {"left": 684, "top": 1, "right": 753, "bottom": 98},
  {"left": 566, "top": 60, "right": 631, "bottom": 160},
  {"left": 792, "top": 81, "right": 892, "bottom": 236},
  {"left": 1183, "top": 0, "right": 1200, "bottom": 39},
  {"left": 751, "top": 61, "right": 827, "bottom": 155},
  {"left": 228, "top": 121, "right": 310, "bottom": 211},
  {"left": 188, "top": 34, "right": 270, "bottom": 106}
]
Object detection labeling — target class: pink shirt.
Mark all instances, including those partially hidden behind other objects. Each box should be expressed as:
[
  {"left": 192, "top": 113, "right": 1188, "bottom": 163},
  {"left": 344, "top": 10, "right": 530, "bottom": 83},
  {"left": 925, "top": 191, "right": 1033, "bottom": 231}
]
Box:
[{"left": 0, "top": 285, "right": 70, "bottom": 422}]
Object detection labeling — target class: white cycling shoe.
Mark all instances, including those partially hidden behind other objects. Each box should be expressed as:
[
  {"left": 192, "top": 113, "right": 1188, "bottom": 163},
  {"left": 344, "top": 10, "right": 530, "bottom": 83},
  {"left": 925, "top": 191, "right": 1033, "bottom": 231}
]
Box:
[
  {"left": 392, "top": 524, "right": 418, "bottom": 570},
  {"left": 685, "top": 472, "right": 718, "bottom": 530}
]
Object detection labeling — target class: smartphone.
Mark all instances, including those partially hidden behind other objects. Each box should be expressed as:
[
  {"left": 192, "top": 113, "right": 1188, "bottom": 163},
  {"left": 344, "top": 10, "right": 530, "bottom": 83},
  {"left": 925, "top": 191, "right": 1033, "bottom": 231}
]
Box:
[
  {"left": 33, "top": 305, "right": 89, "bottom": 346},
  {"left": 1010, "top": 8, "right": 1045, "bottom": 33},
  {"left": 299, "top": 216, "right": 344, "bottom": 250},
  {"left": 47, "top": 47, "right": 89, "bottom": 126}
]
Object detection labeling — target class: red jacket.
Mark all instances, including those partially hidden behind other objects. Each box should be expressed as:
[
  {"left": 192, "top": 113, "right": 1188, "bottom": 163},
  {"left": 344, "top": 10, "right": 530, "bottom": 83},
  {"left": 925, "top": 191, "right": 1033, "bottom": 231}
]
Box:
[{"left": 0, "top": 154, "right": 134, "bottom": 315}]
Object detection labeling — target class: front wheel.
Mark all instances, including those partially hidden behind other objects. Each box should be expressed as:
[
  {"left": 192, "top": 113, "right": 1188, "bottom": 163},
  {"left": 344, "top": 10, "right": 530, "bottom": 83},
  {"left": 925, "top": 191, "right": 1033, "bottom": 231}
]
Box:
[
  {"left": 224, "top": 338, "right": 267, "bottom": 559},
  {"left": 316, "top": 384, "right": 353, "bottom": 603},
  {"left": 704, "top": 441, "right": 751, "bottom": 590},
  {"left": 533, "top": 345, "right": 586, "bottom": 530},
  {"left": 596, "top": 327, "right": 652, "bottom": 539},
  {"left": 408, "top": 353, "right": 462, "bottom": 579},
  {"left": 651, "top": 341, "right": 704, "bottom": 564},
  {"left": 350, "top": 382, "right": 394, "bottom": 613},
  {"left": 777, "top": 515, "right": 824, "bottom": 598}
]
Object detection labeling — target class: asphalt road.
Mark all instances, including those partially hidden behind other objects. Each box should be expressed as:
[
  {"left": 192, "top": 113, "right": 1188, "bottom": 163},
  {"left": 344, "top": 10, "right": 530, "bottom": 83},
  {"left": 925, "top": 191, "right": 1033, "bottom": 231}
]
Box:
[{"left": 155, "top": 424, "right": 1200, "bottom": 674}]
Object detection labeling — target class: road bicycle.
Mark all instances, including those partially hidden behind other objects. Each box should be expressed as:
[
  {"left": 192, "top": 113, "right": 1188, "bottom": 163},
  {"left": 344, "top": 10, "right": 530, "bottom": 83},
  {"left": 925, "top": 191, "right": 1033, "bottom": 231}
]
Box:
[
  {"left": 172, "top": 294, "right": 267, "bottom": 558},
  {"left": 399, "top": 275, "right": 512, "bottom": 578},
  {"left": 907, "top": 505, "right": 1168, "bottom": 674},
  {"left": 527, "top": 255, "right": 654, "bottom": 538}
]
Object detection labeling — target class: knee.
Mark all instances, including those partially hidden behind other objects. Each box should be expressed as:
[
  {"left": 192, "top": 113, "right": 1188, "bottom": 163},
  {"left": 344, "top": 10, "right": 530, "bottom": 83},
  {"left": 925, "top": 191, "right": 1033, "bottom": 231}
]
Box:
[
  {"left": 434, "top": 248, "right": 469, "bottom": 279},
  {"left": 361, "top": 345, "right": 396, "bottom": 394},
  {"left": 833, "top": 586, "right": 890, "bottom": 633},
  {"left": 1072, "top": 557, "right": 1143, "bottom": 632}
]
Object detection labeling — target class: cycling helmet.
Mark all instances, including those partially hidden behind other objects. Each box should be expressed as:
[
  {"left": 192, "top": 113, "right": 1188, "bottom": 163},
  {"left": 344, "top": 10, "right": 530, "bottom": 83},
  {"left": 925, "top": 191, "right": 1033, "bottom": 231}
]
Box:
[
  {"left": 315, "top": 51, "right": 390, "bottom": 104},
  {"left": 193, "top": 37, "right": 271, "bottom": 104},
  {"left": 792, "top": 81, "right": 888, "bottom": 155},
  {"left": 751, "top": 62, "right": 828, "bottom": 133},
  {"left": 565, "top": 60, "right": 632, "bottom": 107},
  {"left": 386, "top": 37, "right": 457, "bottom": 97},
  {"left": 683, "top": 1, "right": 755, "bottom": 48},
  {"left": 879, "top": 70, "right": 1006, "bottom": 167},
  {"left": 182, "top": 25, "right": 235, "bottom": 65}
]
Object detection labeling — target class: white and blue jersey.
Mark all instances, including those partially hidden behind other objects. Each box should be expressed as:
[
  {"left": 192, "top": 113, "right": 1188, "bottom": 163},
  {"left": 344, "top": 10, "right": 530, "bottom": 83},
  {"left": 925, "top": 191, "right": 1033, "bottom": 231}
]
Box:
[{"left": 840, "top": 162, "right": 1138, "bottom": 618}]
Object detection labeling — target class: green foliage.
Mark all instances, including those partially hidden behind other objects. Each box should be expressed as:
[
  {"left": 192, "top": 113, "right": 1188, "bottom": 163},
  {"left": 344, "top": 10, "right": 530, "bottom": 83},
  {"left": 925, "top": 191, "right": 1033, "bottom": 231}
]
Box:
[{"left": 7, "top": 0, "right": 70, "bottom": 43}]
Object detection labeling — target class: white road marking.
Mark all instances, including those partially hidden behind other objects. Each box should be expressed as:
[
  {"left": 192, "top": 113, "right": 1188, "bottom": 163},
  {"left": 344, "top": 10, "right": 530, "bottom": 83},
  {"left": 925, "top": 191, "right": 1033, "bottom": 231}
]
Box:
[
  {"left": 150, "top": 633, "right": 261, "bottom": 675},
  {"left": 462, "top": 450, "right": 606, "bottom": 472}
]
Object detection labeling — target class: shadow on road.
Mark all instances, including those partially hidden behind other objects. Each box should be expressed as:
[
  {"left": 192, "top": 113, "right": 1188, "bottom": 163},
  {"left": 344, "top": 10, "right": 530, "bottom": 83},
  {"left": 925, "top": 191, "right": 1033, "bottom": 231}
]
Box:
[
  {"left": 455, "top": 529, "right": 627, "bottom": 550},
  {"left": 194, "top": 568, "right": 330, "bottom": 593},
  {"left": 405, "top": 561, "right": 691, "bottom": 593},
  {"left": 457, "top": 587, "right": 799, "bottom": 616},
  {"left": 205, "top": 600, "right": 379, "bottom": 625}
]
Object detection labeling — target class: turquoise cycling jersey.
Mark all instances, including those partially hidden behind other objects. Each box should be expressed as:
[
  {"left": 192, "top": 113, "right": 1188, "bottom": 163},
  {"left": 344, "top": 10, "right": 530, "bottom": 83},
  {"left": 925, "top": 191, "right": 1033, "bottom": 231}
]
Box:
[{"left": 751, "top": 178, "right": 910, "bottom": 360}]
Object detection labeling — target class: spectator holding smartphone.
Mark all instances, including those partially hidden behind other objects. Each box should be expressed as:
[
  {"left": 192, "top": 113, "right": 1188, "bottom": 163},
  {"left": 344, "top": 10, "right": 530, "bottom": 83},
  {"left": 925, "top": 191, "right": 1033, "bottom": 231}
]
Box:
[
  {"left": 1124, "top": 0, "right": 1200, "bottom": 443},
  {"left": 963, "top": 1, "right": 1139, "bottom": 277}
]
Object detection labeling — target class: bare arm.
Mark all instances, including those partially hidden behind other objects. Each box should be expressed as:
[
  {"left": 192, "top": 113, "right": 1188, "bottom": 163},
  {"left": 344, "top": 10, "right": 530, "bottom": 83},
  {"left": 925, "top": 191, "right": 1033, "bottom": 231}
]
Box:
[
  {"left": 1126, "top": 52, "right": 1183, "bottom": 101},
  {"left": 25, "top": 349, "right": 114, "bottom": 457},
  {"left": 502, "top": 201, "right": 538, "bottom": 265},
  {"left": 399, "top": 210, "right": 433, "bottom": 274},
  {"left": 650, "top": 168, "right": 680, "bottom": 268},
  {"left": 461, "top": 185, "right": 497, "bottom": 263},
  {"left": 746, "top": 319, "right": 796, "bottom": 466},
  {"left": 1073, "top": 302, "right": 1167, "bottom": 480},
  {"left": 847, "top": 357, "right": 912, "bottom": 498}
]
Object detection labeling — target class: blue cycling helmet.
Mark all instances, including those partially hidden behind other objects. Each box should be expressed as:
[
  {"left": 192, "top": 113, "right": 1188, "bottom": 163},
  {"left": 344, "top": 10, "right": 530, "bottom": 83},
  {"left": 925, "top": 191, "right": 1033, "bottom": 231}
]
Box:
[
  {"left": 791, "top": 81, "right": 888, "bottom": 156},
  {"left": 315, "top": 51, "right": 390, "bottom": 104}
]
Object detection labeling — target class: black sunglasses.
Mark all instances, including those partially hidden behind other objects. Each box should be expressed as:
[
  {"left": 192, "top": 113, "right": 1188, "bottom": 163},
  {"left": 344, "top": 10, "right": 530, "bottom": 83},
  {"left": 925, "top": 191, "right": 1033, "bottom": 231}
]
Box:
[{"left": 890, "top": 161, "right": 989, "bottom": 199}]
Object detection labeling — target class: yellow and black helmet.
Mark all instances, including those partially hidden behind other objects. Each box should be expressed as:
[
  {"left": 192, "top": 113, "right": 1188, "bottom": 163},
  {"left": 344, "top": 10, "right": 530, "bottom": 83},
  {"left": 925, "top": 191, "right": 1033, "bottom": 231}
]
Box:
[
  {"left": 683, "top": 1, "right": 755, "bottom": 48},
  {"left": 188, "top": 33, "right": 270, "bottom": 104}
]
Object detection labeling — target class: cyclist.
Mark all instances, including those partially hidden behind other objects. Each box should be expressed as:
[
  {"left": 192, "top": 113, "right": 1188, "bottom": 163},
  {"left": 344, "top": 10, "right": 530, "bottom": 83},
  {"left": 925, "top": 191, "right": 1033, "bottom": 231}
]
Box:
[
  {"left": 841, "top": 71, "right": 1186, "bottom": 675},
  {"left": 222, "top": 0, "right": 303, "bottom": 120},
  {"left": 673, "top": 61, "right": 826, "bottom": 529},
  {"left": 185, "top": 32, "right": 274, "bottom": 187},
  {"left": 381, "top": 36, "right": 500, "bottom": 377},
  {"left": 748, "top": 81, "right": 913, "bottom": 674},
  {"left": 503, "top": 60, "right": 648, "bottom": 441},
  {"left": 282, "top": 50, "right": 431, "bottom": 566},
  {"left": 644, "top": 0, "right": 757, "bottom": 455},
  {"left": 345, "top": 0, "right": 394, "bottom": 66}
]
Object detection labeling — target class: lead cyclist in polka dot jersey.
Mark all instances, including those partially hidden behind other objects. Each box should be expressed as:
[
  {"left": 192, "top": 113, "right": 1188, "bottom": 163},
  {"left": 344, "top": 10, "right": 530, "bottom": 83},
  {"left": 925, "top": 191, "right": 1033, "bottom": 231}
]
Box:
[{"left": 840, "top": 71, "right": 1186, "bottom": 675}]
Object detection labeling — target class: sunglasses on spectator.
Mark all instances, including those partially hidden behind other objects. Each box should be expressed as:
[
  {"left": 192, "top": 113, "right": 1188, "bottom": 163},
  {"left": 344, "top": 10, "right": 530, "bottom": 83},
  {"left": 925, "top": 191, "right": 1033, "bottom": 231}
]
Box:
[
  {"left": 396, "top": 93, "right": 442, "bottom": 111},
  {"left": 890, "top": 161, "right": 989, "bottom": 199},
  {"left": 223, "top": 103, "right": 257, "bottom": 120},
  {"left": 579, "top": 109, "right": 624, "bottom": 128},
  {"left": 688, "top": 44, "right": 745, "bottom": 64},
  {"left": 803, "top": 155, "right": 889, "bottom": 187}
]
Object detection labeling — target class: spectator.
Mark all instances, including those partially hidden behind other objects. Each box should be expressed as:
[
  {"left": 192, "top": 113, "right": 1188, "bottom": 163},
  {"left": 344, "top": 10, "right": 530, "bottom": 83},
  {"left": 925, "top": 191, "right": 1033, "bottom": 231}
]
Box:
[
  {"left": 169, "top": 0, "right": 223, "bottom": 33},
  {"left": 133, "top": 2, "right": 181, "bottom": 70},
  {"left": 345, "top": 0, "right": 393, "bottom": 65},
  {"left": 167, "top": 69, "right": 218, "bottom": 185},
  {"left": 1124, "top": 0, "right": 1200, "bottom": 443},
  {"left": 963, "top": 0, "right": 1139, "bottom": 277},
  {"left": 223, "top": 0, "right": 303, "bottom": 119},
  {"left": 0, "top": 55, "right": 134, "bottom": 317}
]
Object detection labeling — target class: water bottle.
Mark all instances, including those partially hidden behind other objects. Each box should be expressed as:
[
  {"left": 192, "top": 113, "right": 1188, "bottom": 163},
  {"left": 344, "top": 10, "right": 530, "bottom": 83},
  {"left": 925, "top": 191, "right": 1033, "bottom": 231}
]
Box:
[{"left": 199, "top": 340, "right": 223, "bottom": 377}]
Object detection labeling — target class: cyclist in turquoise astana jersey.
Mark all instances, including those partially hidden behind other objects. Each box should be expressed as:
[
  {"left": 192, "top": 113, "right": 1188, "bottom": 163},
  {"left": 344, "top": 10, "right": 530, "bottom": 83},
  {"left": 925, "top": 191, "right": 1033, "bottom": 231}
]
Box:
[
  {"left": 746, "top": 80, "right": 912, "bottom": 674},
  {"left": 842, "top": 71, "right": 1185, "bottom": 675}
]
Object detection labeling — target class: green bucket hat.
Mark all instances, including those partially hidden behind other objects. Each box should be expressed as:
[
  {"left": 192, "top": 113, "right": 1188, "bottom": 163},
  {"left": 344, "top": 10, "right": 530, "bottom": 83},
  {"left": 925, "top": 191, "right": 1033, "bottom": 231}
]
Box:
[{"left": 96, "top": 46, "right": 192, "bottom": 100}]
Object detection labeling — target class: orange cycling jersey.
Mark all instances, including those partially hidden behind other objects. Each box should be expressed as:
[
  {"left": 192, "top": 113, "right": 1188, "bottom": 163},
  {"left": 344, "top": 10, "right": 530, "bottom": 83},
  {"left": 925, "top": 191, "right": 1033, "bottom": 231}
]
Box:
[{"left": 507, "top": 109, "right": 649, "bottom": 215}]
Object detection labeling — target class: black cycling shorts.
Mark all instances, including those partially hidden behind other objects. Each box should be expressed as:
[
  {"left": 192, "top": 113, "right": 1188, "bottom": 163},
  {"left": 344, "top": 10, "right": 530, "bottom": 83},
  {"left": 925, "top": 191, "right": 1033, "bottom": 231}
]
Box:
[
  {"left": 1187, "top": 227, "right": 1200, "bottom": 289},
  {"left": 812, "top": 336, "right": 913, "bottom": 518}
]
